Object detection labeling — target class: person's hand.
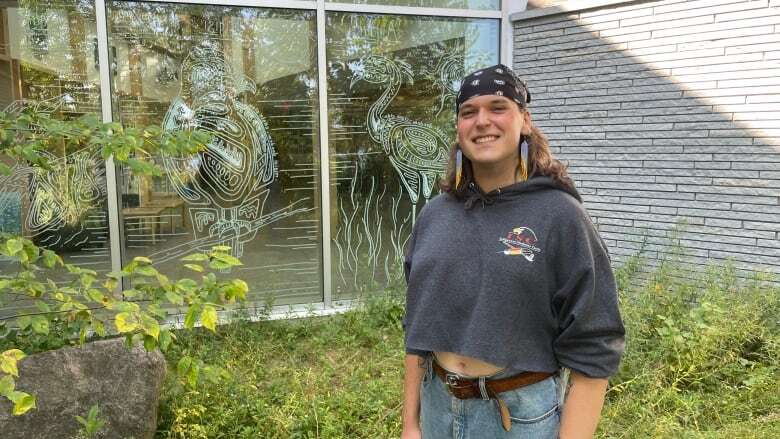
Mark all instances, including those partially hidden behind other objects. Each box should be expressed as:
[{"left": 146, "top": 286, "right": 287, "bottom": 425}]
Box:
[{"left": 401, "top": 424, "right": 422, "bottom": 439}]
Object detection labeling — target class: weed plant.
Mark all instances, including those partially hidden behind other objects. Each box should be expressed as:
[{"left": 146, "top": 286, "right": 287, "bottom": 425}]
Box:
[
  {"left": 157, "top": 257, "right": 779, "bottom": 438},
  {"left": 602, "top": 252, "right": 779, "bottom": 438}
]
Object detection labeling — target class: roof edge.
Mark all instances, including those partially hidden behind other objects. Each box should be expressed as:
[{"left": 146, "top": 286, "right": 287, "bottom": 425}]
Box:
[{"left": 510, "top": 0, "right": 641, "bottom": 21}]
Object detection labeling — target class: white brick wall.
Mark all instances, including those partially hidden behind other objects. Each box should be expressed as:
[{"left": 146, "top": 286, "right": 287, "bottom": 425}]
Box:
[{"left": 514, "top": 0, "right": 780, "bottom": 279}]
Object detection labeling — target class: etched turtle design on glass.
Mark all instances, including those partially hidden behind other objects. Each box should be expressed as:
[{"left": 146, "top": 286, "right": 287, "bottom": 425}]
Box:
[{"left": 351, "top": 55, "right": 449, "bottom": 222}]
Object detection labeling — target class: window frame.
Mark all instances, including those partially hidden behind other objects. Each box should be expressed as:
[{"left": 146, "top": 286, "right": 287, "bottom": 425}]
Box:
[{"left": 89, "top": 0, "right": 507, "bottom": 315}]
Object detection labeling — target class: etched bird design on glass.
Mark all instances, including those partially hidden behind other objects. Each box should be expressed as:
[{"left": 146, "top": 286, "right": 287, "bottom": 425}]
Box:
[
  {"left": 162, "top": 42, "right": 278, "bottom": 258},
  {"left": 433, "top": 51, "right": 464, "bottom": 116},
  {"left": 351, "top": 55, "right": 449, "bottom": 222}
]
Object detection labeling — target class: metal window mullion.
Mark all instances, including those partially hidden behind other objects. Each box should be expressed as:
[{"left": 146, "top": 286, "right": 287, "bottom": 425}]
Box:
[
  {"left": 316, "top": 0, "right": 333, "bottom": 308},
  {"left": 95, "top": 0, "right": 123, "bottom": 281},
  {"left": 128, "top": 0, "right": 318, "bottom": 8},
  {"left": 324, "top": 2, "right": 501, "bottom": 18}
]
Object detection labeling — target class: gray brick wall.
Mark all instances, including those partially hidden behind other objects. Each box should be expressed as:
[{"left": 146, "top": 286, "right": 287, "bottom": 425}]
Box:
[{"left": 513, "top": 0, "right": 780, "bottom": 279}]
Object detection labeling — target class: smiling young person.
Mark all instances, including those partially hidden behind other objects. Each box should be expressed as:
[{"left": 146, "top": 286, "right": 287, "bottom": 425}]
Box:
[{"left": 401, "top": 65, "right": 625, "bottom": 439}]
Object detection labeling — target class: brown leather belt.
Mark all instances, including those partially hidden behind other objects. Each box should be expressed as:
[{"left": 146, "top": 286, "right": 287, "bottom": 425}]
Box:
[
  {"left": 432, "top": 360, "right": 553, "bottom": 399},
  {"left": 431, "top": 360, "right": 554, "bottom": 432}
]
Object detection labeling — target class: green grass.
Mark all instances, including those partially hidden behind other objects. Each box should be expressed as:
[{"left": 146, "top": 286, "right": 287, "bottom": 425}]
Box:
[
  {"left": 156, "top": 258, "right": 780, "bottom": 438},
  {"left": 156, "top": 294, "right": 407, "bottom": 438}
]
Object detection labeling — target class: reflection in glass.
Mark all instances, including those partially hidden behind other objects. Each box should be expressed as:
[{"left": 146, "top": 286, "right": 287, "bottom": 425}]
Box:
[
  {"left": 108, "top": 3, "right": 322, "bottom": 306},
  {"left": 0, "top": 1, "right": 109, "bottom": 274},
  {"left": 328, "top": 0, "right": 500, "bottom": 10},
  {"left": 327, "top": 13, "right": 498, "bottom": 298}
]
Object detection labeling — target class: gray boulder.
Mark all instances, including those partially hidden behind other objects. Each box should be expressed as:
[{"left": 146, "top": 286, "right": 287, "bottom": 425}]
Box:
[{"left": 0, "top": 338, "right": 167, "bottom": 439}]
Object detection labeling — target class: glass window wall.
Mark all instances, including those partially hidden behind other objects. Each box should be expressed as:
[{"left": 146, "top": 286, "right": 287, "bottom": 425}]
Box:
[
  {"left": 326, "top": 12, "right": 499, "bottom": 299},
  {"left": 0, "top": 0, "right": 109, "bottom": 271},
  {"left": 107, "top": 2, "right": 322, "bottom": 306},
  {"left": 0, "top": 0, "right": 501, "bottom": 312}
]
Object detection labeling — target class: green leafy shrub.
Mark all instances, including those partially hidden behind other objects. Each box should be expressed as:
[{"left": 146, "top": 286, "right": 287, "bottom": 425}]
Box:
[
  {"left": 601, "top": 255, "right": 779, "bottom": 437},
  {"left": 0, "top": 235, "right": 248, "bottom": 415},
  {"left": 156, "top": 255, "right": 779, "bottom": 438},
  {"left": 0, "top": 106, "right": 250, "bottom": 418}
]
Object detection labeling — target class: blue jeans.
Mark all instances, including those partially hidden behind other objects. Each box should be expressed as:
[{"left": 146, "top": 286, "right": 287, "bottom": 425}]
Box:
[{"left": 420, "top": 358, "right": 562, "bottom": 439}]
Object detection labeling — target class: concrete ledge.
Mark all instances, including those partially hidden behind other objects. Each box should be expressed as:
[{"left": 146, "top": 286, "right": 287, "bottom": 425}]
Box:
[
  {"left": 510, "top": 0, "right": 642, "bottom": 21},
  {"left": 165, "top": 298, "right": 362, "bottom": 328}
]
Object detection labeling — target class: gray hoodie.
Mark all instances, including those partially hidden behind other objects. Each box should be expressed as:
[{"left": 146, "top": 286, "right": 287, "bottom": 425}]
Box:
[{"left": 403, "top": 176, "right": 625, "bottom": 378}]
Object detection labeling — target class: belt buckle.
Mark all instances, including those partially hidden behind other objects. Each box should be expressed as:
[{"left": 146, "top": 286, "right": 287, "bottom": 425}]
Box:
[{"left": 445, "top": 373, "right": 461, "bottom": 387}]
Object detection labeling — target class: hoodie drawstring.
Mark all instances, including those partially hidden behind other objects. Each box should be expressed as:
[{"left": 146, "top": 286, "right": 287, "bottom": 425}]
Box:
[{"left": 464, "top": 182, "right": 500, "bottom": 210}]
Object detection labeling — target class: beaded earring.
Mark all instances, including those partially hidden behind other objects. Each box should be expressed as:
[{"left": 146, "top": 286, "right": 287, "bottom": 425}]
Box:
[
  {"left": 519, "top": 137, "right": 529, "bottom": 182},
  {"left": 455, "top": 146, "right": 463, "bottom": 188}
]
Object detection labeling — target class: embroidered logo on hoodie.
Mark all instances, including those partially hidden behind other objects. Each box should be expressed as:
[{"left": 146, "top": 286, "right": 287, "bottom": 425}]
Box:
[{"left": 499, "top": 227, "right": 541, "bottom": 262}]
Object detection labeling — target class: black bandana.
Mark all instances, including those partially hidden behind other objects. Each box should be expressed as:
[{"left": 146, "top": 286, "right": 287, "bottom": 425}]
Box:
[{"left": 455, "top": 64, "right": 531, "bottom": 113}]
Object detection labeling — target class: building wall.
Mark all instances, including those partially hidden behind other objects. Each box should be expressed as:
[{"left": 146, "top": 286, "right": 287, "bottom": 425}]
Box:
[{"left": 513, "top": 0, "right": 780, "bottom": 278}]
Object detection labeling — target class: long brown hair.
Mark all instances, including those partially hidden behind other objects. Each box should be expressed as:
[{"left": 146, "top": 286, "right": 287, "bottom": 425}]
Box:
[{"left": 440, "top": 110, "right": 573, "bottom": 199}]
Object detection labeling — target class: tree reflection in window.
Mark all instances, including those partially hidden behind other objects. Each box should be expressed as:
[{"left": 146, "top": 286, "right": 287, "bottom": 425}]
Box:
[
  {"left": 327, "top": 13, "right": 498, "bottom": 297},
  {"left": 25, "top": 7, "right": 48, "bottom": 59}
]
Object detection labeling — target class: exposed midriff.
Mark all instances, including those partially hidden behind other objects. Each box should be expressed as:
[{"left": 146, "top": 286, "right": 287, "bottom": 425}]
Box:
[{"left": 434, "top": 351, "right": 506, "bottom": 378}]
